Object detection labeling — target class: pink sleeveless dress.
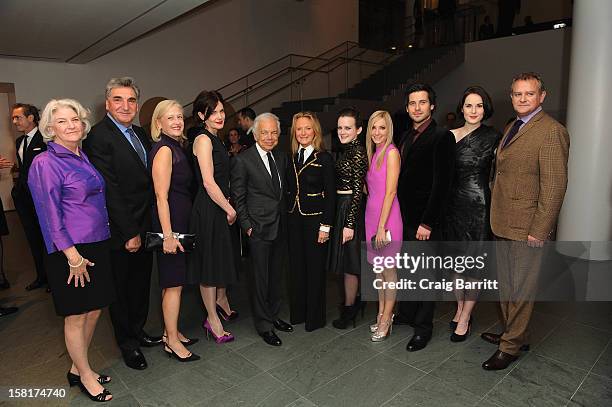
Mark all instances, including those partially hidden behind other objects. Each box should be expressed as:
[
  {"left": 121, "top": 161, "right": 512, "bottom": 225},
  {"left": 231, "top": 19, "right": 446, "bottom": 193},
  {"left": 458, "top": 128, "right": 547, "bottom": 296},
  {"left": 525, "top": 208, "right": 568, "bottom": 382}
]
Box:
[{"left": 365, "top": 144, "right": 403, "bottom": 263}]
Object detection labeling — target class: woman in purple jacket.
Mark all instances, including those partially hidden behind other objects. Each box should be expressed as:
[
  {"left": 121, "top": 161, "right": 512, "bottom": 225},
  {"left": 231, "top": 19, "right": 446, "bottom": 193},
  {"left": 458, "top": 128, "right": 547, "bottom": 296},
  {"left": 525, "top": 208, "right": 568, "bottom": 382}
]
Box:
[{"left": 28, "top": 99, "right": 115, "bottom": 402}]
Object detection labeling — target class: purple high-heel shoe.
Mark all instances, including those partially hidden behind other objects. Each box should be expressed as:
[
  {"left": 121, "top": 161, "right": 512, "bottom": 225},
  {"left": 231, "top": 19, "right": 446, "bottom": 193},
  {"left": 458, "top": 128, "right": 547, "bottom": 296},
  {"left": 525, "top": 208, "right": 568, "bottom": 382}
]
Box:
[{"left": 203, "top": 320, "right": 235, "bottom": 344}]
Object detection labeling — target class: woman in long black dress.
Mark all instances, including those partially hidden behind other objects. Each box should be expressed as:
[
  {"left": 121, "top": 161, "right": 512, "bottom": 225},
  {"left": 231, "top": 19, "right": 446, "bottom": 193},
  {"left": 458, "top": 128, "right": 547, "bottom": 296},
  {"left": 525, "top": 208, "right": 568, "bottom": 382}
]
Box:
[
  {"left": 150, "top": 100, "right": 199, "bottom": 362},
  {"left": 328, "top": 107, "right": 368, "bottom": 329},
  {"left": 188, "top": 91, "right": 238, "bottom": 343},
  {"left": 286, "top": 112, "right": 335, "bottom": 332},
  {"left": 441, "top": 86, "right": 501, "bottom": 342}
]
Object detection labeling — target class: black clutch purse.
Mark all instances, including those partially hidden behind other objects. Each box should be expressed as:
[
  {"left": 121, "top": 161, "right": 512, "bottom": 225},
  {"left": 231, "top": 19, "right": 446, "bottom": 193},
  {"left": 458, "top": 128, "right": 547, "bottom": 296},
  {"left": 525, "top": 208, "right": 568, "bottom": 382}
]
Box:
[{"left": 144, "top": 232, "right": 196, "bottom": 252}]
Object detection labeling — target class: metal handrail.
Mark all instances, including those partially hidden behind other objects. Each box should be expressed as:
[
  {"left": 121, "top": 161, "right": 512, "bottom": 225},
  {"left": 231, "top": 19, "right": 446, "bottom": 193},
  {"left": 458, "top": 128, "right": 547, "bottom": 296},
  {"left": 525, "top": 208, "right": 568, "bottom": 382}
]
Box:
[{"left": 185, "top": 40, "right": 392, "bottom": 111}]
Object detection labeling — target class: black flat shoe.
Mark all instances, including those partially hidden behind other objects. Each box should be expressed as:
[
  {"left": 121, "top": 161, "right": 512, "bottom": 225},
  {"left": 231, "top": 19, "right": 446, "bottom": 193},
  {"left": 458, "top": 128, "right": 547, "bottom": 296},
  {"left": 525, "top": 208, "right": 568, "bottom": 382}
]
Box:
[
  {"left": 122, "top": 349, "right": 147, "bottom": 370},
  {"left": 67, "top": 371, "right": 112, "bottom": 387},
  {"left": 139, "top": 333, "right": 163, "bottom": 347},
  {"left": 164, "top": 344, "right": 200, "bottom": 362},
  {"left": 273, "top": 319, "right": 293, "bottom": 332},
  {"left": 216, "top": 304, "right": 239, "bottom": 321},
  {"left": 78, "top": 382, "right": 112, "bottom": 402},
  {"left": 406, "top": 334, "right": 431, "bottom": 352},
  {"left": 260, "top": 331, "right": 282, "bottom": 346}
]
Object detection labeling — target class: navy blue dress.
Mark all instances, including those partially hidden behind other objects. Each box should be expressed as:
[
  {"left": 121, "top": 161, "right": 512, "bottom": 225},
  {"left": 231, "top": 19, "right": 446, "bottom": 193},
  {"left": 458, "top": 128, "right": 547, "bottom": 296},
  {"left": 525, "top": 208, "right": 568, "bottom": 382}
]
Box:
[{"left": 150, "top": 134, "right": 193, "bottom": 288}]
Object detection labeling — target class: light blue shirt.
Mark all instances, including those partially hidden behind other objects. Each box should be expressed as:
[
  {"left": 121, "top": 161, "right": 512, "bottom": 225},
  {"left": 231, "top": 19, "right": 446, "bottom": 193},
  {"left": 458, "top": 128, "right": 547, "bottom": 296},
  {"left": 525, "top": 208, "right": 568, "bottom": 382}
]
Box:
[
  {"left": 106, "top": 113, "right": 147, "bottom": 162},
  {"left": 517, "top": 106, "right": 542, "bottom": 130}
]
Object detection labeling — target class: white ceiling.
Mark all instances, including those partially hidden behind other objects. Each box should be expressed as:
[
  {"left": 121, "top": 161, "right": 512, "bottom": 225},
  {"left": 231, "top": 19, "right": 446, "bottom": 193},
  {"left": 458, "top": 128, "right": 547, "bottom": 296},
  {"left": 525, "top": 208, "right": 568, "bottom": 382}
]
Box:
[{"left": 0, "top": 0, "right": 211, "bottom": 63}]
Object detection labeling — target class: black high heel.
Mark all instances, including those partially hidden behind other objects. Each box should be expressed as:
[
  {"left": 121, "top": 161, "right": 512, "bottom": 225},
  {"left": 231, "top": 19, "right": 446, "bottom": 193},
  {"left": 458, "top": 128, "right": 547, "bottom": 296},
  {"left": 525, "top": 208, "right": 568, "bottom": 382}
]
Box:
[
  {"left": 449, "top": 320, "right": 458, "bottom": 332},
  {"left": 67, "top": 371, "right": 111, "bottom": 387},
  {"left": 216, "top": 304, "right": 239, "bottom": 321},
  {"left": 164, "top": 344, "right": 201, "bottom": 362},
  {"left": 332, "top": 300, "right": 364, "bottom": 329},
  {"left": 450, "top": 318, "right": 472, "bottom": 342},
  {"left": 78, "top": 382, "right": 112, "bottom": 402},
  {"left": 162, "top": 334, "right": 199, "bottom": 347}
]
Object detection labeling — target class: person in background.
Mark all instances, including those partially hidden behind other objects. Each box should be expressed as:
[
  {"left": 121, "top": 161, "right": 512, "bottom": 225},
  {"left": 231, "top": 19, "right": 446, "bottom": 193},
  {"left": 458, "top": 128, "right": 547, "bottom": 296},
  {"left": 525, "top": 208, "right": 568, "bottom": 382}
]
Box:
[
  {"left": 150, "top": 100, "right": 200, "bottom": 362},
  {"left": 11, "top": 103, "right": 48, "bottom": 291},
  {"left": 364, "top": 110, "right": 402, "bottom": 342},
  {"left": 237, "top": 107, "right": 256, "bottom": 147},
  {"left": 440, "top": 86, "right": 501, "bottom": 342},
  {"left": 227, "top": 127, "right": 246, "bottom": 157},
  {"left": 286, "top": 112, "right": 335, "bottom": 332},
  {"left": 328, "top": 107, "right": 368, "bottom": 329},
  {"left": 29, "top": 98, "right": 115, "bottom": 402},
  {"left": 188, "top": 91, "right": 239, "bottom": 344}
]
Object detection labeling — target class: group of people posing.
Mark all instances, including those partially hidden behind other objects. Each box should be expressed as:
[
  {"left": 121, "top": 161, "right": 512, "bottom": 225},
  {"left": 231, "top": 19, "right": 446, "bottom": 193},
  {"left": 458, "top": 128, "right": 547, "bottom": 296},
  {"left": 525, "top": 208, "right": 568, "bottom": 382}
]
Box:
[{"left": 4, "top": 71, "right": 569, "bottom": 402}]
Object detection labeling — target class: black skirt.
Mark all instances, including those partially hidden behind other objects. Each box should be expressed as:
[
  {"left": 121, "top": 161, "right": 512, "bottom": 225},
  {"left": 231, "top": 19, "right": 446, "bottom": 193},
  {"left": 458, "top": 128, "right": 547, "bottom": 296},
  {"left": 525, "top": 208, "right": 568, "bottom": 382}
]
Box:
[
  {"left": 328, "top": 194, "right": 365, "bottom": 276},
  {"left": 45, "top": 240, "right": 116, "bottom": 316}
]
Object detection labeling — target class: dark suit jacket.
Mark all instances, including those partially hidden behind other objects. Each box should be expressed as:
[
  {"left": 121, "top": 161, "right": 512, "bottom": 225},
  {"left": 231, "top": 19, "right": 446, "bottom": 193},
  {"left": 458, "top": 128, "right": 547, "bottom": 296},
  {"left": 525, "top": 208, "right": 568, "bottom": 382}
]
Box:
[
  {"left": 13, "top": 129, "right": 46, "bottom": 195},
  {"left": 83, "top": 115, "right": 153, "bottom": 248},
  {"left": 231, "top": 145, "right": 287, "bottom": 241},
  {"left": 286, "top": 150, "right": 335, "bottom": 227},
  {"left": 397, "top": 119, "right": 455, "bottom": 234}
]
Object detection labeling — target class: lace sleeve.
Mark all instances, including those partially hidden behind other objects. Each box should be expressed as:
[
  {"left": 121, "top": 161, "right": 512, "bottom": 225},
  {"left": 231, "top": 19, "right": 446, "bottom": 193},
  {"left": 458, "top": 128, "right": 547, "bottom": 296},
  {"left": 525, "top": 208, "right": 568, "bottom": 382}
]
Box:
[{"left": 344, "top": 145, "right": 368, "bottom": 229}]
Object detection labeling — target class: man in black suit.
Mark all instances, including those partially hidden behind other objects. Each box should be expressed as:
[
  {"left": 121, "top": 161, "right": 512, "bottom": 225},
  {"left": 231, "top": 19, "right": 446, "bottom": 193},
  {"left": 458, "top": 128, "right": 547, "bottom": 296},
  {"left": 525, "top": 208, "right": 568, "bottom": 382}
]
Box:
[
  {"left": 231, "top": 112, "right": 293, "bottom": 346},
  {"left": 237, "top": 107, "right": 256, "bottom": 147},
  {"left": 396, "top": 83, "right": 455, "bottom": 352},
  {"left": 83, "top": 77, "right": 161, "bottom": 370},
  {"left": 11, "top": 103, "right": 47, "bottom": 291}
]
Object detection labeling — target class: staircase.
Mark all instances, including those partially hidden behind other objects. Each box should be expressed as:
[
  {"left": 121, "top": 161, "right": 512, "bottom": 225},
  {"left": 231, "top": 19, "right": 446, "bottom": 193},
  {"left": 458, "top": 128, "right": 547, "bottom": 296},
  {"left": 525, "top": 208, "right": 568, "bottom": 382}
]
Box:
[{"left": 270, "top": 44, "right": 464, "bottom": 150}]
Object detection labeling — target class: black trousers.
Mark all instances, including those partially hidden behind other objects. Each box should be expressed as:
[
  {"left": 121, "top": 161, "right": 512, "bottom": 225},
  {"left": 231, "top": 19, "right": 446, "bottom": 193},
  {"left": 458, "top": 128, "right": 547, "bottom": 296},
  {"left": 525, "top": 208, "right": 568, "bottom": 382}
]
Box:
[
  {"left": 287, "top": 213, "right": 328, "bottom": 331},
  {"left": 12, "top": 187, "right": 46, "bottom": 283},
  {"left": 248, "top": 235, "right": 284, "bottom": 334},
  {"left": 108, "top": 247, "right": 153, "bottom": 351},
  {"left": 398, "top": 225, "right": 435, "bottom": 337}
]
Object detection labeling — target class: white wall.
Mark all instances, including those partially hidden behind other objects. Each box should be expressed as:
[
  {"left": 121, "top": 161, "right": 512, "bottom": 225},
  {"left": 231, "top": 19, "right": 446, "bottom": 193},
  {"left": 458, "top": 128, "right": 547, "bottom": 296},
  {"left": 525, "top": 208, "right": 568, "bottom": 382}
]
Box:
[
  {"left": 433, "top": 27, "right": 571, "bottom": 131},
  {"left": 0, "top": 0, "right": 358, "bottom": 122}
]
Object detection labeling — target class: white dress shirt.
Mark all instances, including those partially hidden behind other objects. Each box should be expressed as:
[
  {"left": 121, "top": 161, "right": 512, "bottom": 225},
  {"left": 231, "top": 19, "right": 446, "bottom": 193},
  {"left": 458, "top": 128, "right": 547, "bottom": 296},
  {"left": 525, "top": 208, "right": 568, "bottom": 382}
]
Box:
[
  {"left": 255, "top": 142, "right": 282, "bottom": 188},
  {"left": 18, "top": 127, "right": 38, "bottom": 162}
]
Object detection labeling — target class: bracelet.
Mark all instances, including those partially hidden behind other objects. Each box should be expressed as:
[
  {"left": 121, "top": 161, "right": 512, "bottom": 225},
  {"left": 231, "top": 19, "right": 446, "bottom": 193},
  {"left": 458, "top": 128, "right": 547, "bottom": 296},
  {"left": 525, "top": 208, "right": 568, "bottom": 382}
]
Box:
[
  {"left": 68, "top": 256, "right": 84, "bottom": 268},
  {"left": 163, "top": 232, "right": 179, "bottom": 241}
]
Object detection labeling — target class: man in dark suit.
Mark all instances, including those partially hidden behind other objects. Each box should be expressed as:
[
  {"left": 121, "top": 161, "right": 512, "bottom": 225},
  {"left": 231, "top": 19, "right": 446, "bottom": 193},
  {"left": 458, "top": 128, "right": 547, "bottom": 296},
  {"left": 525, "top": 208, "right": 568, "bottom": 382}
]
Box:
[
  {"left": 231, "top": 112, "right": 293, "bottom": 346},
  {"left": 11, "top": 103, "right": 47, "bottom": 291},
  {"left": 237, "top": 107, "right": 256, "bottom": 147},
  {"left": 83, "top": 77, "right": 161, "bottom": 370},
  {"left": 396, "top": 83, "right": 455, "bottom": 352},
  {"left": 481, "top": 72, "right": 569, "bottom": 370}
]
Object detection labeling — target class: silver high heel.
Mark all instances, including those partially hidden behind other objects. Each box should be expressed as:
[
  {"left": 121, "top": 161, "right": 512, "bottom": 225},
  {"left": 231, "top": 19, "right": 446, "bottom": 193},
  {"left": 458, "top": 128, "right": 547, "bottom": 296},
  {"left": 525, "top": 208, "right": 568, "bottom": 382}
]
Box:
[
  {"left": 371, "top": 315, "right": 394, "bottom": 342},
  {"left": 370, "top": 313, "right": 383, "bottom": 333}
]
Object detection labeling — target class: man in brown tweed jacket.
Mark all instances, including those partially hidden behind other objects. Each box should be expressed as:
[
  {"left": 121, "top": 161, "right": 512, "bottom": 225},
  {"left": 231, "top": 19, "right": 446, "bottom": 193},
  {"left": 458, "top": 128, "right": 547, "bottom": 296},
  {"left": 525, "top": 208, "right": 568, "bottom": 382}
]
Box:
[{"left": 481, "top": 72, "right": 570, "bottom": 370}]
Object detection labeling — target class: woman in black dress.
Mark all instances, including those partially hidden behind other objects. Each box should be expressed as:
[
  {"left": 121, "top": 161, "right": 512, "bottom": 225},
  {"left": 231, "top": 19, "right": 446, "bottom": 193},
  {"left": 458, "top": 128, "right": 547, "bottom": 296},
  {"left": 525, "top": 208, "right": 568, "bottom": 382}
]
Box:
[
  {"left": 441, "top": 86, "right": 501, "bottom": 341},
  {"left": 150, "top": 100, "right": 199, "bottom": 362},
  {"left": 328, "top": 108, "right": 368, "bottom": 329},
  {"left": 286, "top": 112, "right": 335, "bottom": 331},
  {"left": 188, "top": 91, "right": 238, "bottom": 343}
]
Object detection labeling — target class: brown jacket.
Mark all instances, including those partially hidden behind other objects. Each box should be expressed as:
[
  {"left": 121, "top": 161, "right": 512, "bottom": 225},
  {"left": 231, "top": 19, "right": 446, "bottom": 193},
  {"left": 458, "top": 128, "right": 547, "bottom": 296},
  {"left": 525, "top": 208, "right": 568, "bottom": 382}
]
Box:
[{"left": 490, "top": 110, "right": 570, "bottom": 241}]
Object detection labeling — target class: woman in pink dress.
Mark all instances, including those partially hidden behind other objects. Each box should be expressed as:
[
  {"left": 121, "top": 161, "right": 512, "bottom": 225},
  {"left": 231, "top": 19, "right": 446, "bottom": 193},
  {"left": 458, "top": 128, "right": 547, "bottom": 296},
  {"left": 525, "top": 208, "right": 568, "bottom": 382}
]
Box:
[{"left": 365, "top": 110, "right": 402, "bottom": 342}]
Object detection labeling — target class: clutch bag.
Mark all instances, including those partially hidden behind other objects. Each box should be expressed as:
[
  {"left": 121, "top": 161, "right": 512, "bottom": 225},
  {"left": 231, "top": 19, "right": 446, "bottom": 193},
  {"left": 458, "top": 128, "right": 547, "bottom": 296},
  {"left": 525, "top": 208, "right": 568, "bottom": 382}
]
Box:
[{"left": 144, "top": 232, "right": 196, "bottom": 252}]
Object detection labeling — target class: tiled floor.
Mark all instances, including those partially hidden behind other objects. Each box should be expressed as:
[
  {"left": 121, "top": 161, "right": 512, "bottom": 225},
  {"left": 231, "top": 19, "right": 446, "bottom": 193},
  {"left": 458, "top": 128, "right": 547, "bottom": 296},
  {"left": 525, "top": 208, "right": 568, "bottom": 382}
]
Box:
[{"left": 1, "top": 211, "right": 611, "bottom": 406}]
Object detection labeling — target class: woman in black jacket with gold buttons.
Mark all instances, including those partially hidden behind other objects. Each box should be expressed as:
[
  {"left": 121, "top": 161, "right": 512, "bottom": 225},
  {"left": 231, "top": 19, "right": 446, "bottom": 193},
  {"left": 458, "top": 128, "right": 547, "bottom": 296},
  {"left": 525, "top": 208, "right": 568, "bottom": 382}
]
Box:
[{"left": 286, "top": 112, "right": 336, "bottom": 331}]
